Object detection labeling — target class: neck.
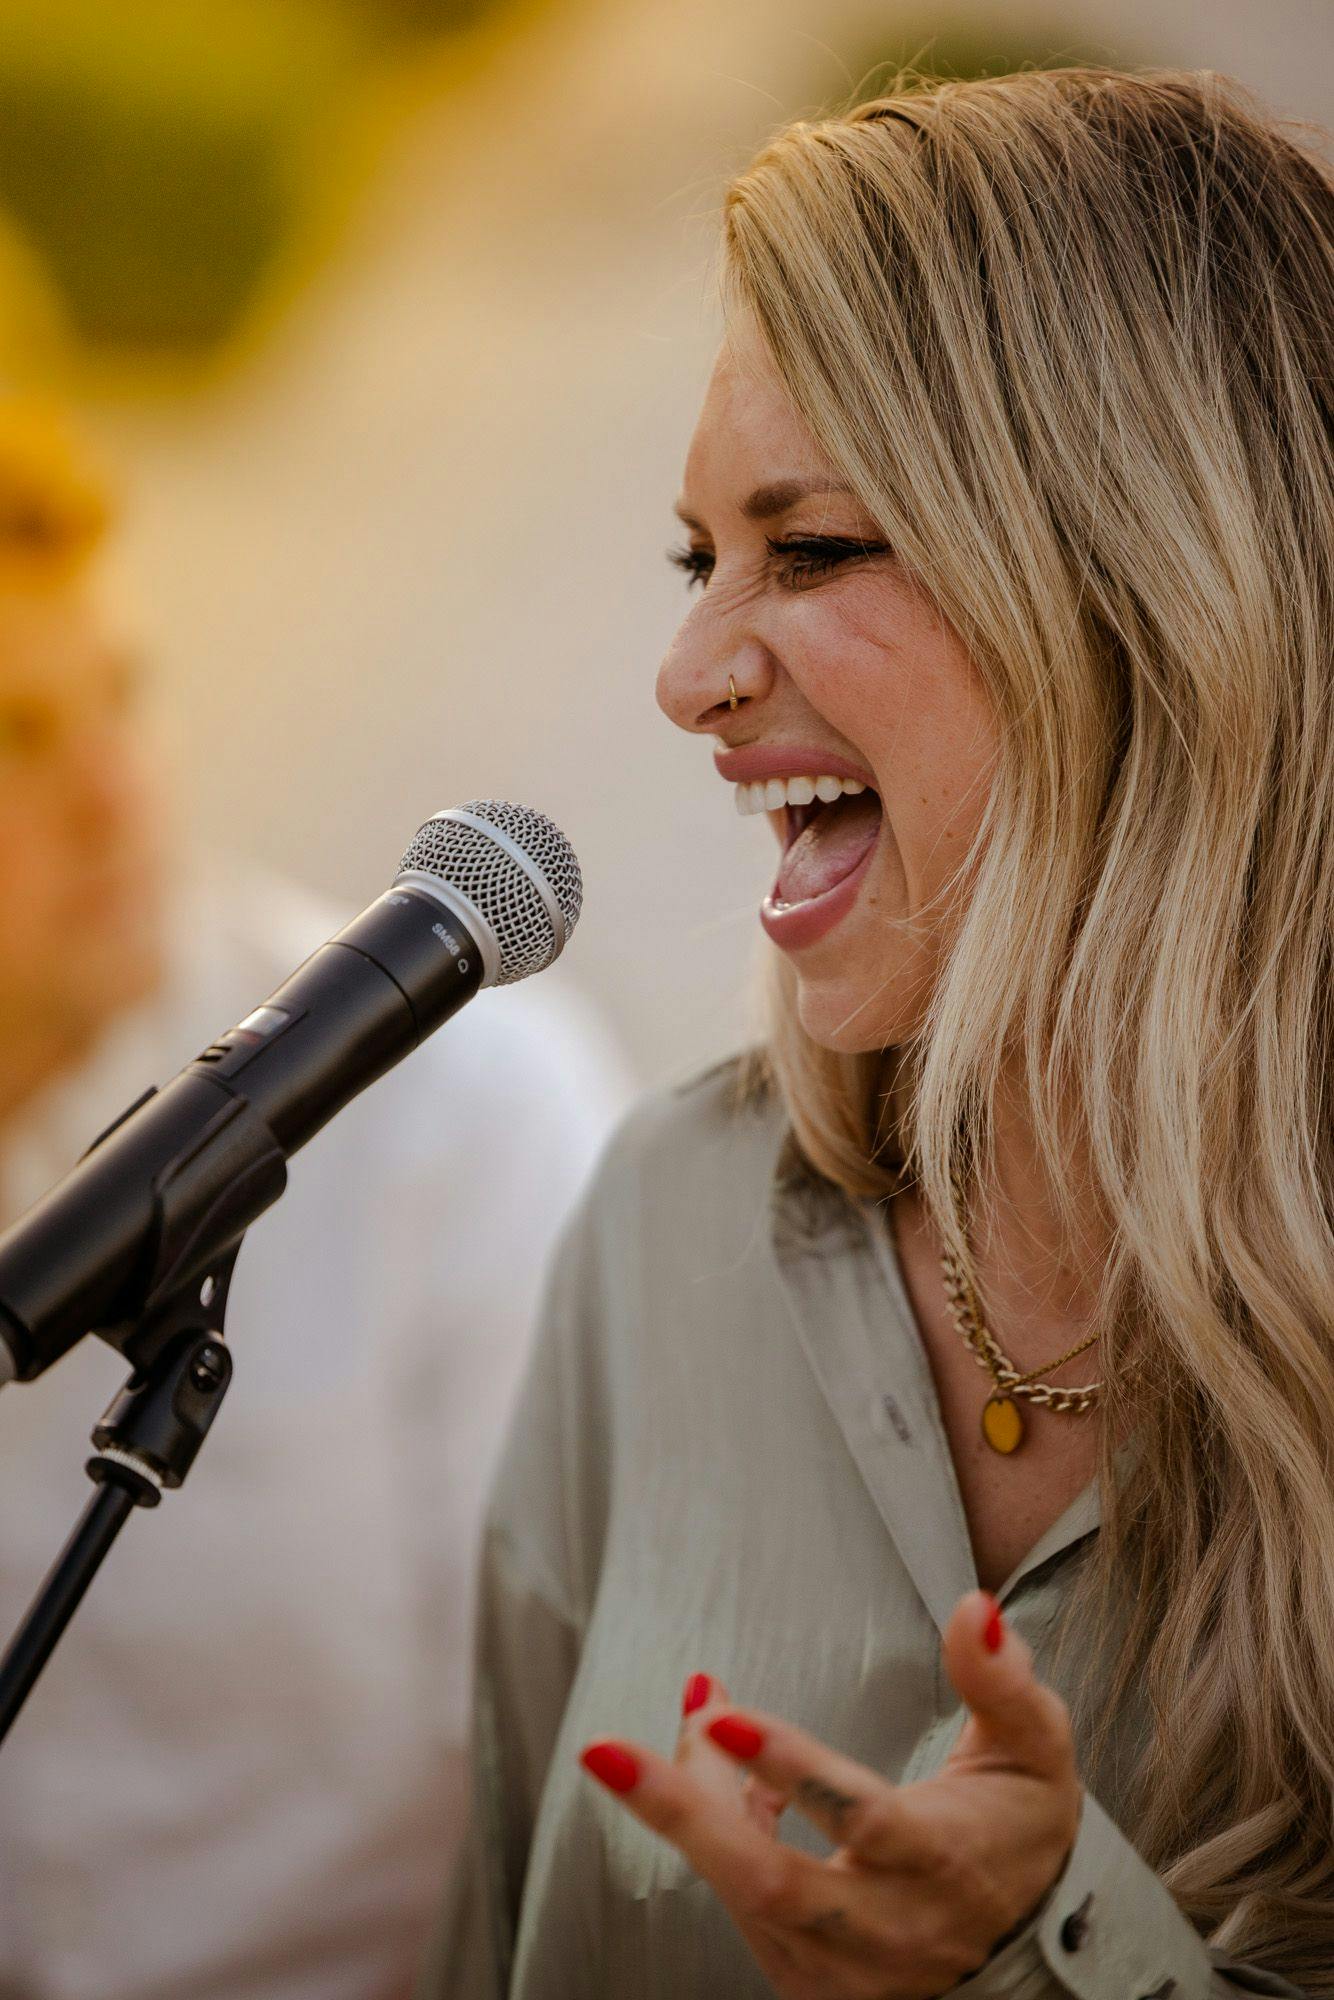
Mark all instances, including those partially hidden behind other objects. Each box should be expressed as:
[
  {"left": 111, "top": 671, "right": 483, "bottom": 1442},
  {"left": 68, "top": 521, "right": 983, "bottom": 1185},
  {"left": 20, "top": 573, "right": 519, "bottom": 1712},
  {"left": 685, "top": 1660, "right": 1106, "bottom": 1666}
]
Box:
[
  {"left": 972, "top": 1072, "right": 1104, "bottom": 1320},
  {"left": 939, "top": 1061, "right": 1110, "bottom": 1379}
]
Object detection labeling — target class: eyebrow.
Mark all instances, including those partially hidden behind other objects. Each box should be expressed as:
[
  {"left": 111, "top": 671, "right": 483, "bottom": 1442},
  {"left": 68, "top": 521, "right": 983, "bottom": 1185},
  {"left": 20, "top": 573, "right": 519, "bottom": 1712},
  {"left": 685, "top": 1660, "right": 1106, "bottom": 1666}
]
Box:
[{"left": 673, "top": 477, "right": 857, "bottom": 532}]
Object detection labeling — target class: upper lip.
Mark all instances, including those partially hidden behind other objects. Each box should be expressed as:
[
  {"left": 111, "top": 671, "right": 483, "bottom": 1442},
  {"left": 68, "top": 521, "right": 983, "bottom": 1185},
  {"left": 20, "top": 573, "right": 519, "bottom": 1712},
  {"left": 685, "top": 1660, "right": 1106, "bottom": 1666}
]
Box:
[{"left": 712, "top": 743, "right": 878, "bottom": 789}]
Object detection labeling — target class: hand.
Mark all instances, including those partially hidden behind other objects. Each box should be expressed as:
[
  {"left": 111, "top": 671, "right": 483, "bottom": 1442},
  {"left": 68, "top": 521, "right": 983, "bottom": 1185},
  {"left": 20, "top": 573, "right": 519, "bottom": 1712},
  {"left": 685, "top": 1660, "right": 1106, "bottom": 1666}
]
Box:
[{"left": 578, "top": 1591, "right": 1082, "bottom": 1999}]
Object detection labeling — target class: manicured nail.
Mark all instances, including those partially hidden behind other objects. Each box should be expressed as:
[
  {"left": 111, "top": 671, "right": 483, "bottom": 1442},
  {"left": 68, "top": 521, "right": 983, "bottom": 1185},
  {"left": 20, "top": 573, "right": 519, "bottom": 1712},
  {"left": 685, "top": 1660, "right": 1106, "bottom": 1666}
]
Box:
[
  {"left": 580, "top": 1741, "right": 640, "bottom": 1793},
  {"left": 982, "top": 1594, "right": 1005, "bottom": 1653},
  {"left": 707, "top": 1714, "right": 766, "bottom": 1760},
  {"left": 682, "top": 1672, "right": 712, "bottom": 1716}
]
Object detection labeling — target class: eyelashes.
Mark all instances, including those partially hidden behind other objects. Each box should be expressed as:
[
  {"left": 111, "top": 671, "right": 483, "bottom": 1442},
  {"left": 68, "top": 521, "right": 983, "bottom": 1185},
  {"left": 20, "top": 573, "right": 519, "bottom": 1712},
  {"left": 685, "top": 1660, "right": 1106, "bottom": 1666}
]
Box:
[
  {"left": 667, "top": 544, "right": 715, "bottom": 588},
  {"left": 666, "top": 534, "right": 890, "bottom": 593}
]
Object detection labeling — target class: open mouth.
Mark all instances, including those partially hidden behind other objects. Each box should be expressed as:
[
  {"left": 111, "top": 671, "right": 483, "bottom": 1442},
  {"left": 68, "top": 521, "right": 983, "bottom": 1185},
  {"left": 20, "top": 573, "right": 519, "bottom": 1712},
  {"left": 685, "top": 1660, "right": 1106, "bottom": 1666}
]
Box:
[
  {"left": 771, "top": 783, "right": 883, "bottom": 909},
  {"left": 723, "top": 761, "right": 884, "bottom": 945}
]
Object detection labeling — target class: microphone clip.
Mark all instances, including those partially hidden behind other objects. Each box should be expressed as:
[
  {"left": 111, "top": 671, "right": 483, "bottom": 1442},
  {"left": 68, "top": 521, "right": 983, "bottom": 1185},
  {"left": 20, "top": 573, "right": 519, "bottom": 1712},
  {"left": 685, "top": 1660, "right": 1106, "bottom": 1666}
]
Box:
[{"left": 0, "top": 1239, "right": 245, "bottom": 1744}]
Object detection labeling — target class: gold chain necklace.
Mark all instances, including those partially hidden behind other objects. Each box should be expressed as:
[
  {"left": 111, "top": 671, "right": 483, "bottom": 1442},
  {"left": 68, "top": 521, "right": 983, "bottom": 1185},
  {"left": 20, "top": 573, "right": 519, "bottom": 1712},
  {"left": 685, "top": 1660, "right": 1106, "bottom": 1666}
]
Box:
[{"left": 939, "top": 1158, "right": 1101, "bottom": 1455}]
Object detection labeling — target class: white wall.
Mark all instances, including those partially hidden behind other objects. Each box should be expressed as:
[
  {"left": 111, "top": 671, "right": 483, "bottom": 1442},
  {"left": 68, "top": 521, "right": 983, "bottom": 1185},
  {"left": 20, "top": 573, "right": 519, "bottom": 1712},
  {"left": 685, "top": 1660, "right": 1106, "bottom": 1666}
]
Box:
[{"left": 89, "top": 0, "right": 1333, "bottom": 1087}]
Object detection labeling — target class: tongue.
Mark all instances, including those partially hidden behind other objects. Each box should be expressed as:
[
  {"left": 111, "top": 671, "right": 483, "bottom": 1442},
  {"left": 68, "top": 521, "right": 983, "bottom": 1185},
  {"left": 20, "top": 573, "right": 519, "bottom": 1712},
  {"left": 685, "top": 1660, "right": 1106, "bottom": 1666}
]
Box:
[{"left": 774, "top": 792, "right": 881, "bottom": 905}]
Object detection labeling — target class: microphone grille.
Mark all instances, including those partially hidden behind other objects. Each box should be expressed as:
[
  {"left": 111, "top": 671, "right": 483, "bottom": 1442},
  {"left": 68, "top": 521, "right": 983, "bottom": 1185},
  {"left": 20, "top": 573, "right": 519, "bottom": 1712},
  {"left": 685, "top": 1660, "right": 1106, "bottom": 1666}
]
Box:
[{"left": 398, "top": 801, "right": 583, "bottom": 987}]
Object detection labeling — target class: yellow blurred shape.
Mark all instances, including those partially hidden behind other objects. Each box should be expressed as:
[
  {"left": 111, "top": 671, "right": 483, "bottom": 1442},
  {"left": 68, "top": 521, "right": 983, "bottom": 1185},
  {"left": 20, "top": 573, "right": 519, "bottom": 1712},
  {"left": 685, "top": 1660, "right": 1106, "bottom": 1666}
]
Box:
[
  {"left": 0, "top": 0, "right": 543, "bottom": 388},
  {"left": 0, "top": 395, "right": 112, "bottom": 578}
]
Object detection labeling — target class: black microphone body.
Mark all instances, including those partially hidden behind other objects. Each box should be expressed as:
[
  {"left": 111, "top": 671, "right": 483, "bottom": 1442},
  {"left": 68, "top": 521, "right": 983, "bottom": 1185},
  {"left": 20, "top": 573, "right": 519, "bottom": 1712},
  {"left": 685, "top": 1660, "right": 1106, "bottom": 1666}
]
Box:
[{"left": 0, "top": 885, "right": 485, "bottom": 1384}]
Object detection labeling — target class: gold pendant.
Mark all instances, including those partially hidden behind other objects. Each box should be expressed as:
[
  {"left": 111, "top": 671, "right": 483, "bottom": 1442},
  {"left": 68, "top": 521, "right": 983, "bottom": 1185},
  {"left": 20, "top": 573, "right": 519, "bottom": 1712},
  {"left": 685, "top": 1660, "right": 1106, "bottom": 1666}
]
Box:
[{"left": 982, "top": 1394, "right": 1024, "bottom": 1454}]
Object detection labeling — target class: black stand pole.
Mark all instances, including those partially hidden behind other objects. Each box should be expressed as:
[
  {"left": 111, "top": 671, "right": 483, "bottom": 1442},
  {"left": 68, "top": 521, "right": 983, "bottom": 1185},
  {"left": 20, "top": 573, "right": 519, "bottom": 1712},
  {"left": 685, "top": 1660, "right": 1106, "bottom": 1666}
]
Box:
[
  {"left": 0, "top": 1486, "right": 136, "bottom": 1742},
  {"left": 0, "top": 1250, "right": 240, "bottom": 1750}
]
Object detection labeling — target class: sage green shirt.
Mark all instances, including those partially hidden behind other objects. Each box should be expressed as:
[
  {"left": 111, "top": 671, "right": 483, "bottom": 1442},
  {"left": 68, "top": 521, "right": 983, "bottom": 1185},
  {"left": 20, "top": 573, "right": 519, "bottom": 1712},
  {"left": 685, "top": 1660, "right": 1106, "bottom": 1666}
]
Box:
[{"left": 419, "top": 1063, "right": 1305, "bottom": 1999}]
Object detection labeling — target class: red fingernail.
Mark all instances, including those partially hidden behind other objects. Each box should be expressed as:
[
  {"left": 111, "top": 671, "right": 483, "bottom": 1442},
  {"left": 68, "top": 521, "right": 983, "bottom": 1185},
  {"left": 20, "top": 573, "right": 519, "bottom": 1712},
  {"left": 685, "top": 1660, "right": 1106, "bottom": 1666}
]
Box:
[
  {"left": 707, "top": 1714, "right": 766, "bottom": 1760},
  {"left": 683, "top": 1673, "right": 712, "bottom": 1716},
  {"left": 580, "top": 1741, "right": 640, "bottom": 1793},
  {"left": 982, "top": 1595, "right": 1005, "bottom": 1653}
]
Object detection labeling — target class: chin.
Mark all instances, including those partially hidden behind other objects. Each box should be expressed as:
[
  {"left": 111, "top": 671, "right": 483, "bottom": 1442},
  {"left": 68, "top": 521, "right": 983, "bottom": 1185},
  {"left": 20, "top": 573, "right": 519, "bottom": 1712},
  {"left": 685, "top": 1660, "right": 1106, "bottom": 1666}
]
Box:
[
  {"left": 791, "top": 973, "right": 900, "bottom": 1055},
  {"left": 785, "top": 930, "right": 940, "bottom": 1054}
]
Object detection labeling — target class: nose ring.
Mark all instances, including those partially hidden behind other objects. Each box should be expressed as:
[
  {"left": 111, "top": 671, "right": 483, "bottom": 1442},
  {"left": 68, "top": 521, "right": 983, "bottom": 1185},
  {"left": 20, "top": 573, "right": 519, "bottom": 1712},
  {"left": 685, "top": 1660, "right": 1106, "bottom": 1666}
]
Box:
[{"left": 728, "top": 674, "right": 740, "bottom": 712}]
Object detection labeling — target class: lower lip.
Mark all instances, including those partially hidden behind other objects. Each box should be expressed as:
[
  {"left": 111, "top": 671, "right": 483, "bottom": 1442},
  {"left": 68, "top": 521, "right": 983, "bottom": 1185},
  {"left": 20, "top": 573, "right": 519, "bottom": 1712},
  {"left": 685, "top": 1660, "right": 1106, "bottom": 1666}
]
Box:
[{"left": 758, "top": 827, "right": 878, "bottom": 952}]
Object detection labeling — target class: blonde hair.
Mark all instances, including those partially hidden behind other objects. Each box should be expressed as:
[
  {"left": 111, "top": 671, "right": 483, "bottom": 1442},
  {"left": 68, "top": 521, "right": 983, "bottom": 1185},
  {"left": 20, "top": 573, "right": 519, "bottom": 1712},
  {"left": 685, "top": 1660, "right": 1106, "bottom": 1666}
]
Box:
[{"left": 725, "top": 69, "right": 1334, "bottom": 1985}]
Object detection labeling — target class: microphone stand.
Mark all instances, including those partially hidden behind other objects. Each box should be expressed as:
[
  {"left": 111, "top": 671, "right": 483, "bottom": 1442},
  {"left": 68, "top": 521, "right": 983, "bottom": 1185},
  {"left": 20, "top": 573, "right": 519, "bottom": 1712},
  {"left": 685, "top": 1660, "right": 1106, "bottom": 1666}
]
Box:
[{"left": 0, "top": 1246, "right": 241, "bottom": 1747}]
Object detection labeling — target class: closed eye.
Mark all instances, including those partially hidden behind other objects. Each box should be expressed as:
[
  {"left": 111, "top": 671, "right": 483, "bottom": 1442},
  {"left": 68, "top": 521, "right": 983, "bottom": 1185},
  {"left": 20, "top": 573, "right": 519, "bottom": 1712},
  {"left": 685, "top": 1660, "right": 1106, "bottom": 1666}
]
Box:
[
  {"left": 666, "top": 534, "right": 890, "bottom": 593},
  {"left": 667, "top": 543, "right": 713, "bottom": 589},
  {"left": 765, "top": 535, "right": 890, "bottom": 586}
]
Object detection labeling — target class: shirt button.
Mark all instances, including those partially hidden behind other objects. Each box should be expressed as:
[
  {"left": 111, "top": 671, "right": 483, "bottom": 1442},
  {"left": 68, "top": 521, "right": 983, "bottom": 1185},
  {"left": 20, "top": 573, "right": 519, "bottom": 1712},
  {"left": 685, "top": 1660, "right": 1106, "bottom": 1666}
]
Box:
[{"left": 1059, "top": 1892, "right": 1094, "bottom": 1949}]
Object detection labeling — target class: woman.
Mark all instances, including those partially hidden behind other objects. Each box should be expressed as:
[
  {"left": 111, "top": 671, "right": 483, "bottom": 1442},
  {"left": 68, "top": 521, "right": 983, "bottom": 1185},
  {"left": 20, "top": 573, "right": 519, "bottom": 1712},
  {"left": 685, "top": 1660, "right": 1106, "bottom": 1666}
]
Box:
[{"left": 423, "top": 69, "right": 1333, "bottom": 1998}]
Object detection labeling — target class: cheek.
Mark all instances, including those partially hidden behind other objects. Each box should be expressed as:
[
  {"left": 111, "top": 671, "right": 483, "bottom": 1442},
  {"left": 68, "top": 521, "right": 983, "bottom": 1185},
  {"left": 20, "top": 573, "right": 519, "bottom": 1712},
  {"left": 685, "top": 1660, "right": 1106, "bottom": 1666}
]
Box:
[
  {"left": 0, "top": 775, "right": 63, "bottom": 879},
  {"left": 808, "top": 595, "right": 994, "bottom": 870},
  {"left": 783, "top": 586, "right": 946, "bottom": 762},
  {"left": 80, "top": 724, "right": 155, "bottom": 821}
]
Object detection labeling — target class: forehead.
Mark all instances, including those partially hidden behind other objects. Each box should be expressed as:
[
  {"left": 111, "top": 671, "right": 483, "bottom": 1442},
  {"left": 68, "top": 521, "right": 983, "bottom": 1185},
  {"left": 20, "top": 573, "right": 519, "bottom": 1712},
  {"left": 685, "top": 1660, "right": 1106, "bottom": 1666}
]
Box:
[{"left": 681, "top": 321, "right": 839, "bottom": 504}]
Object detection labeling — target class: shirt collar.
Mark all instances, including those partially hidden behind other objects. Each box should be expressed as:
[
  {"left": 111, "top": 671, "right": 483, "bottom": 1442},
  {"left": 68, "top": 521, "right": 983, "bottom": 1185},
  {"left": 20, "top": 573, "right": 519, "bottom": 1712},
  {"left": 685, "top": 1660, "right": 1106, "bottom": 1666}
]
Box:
[{"left": 768, "top": 1123, "right": 1104, "bottom": 1633}]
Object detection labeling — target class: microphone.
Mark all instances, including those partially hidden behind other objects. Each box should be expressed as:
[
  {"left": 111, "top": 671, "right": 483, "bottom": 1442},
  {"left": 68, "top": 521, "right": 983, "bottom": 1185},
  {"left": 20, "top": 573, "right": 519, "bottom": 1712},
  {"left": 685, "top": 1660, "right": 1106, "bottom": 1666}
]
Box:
[{"left": 0, "top": 802, "right": 582, "bottom": 1387}]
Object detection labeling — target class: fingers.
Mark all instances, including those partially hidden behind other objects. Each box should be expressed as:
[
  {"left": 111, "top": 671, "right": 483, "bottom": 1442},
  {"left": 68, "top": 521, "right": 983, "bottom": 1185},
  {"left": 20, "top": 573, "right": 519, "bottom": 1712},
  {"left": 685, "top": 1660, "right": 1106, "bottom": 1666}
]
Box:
[
  {"left": 579, "top": 1734, "right": 831, "bottom": 1929},
  {"left": 942, "top": 1592, "right": 1075, "bottom": 1778},
  {"left": 676, "top": 1672, "right": 785, "bottom": 1835},
  {"left": 682, "top": 1671, "right": 720, "bottom": 1720},
  {"left": 699, "top": 1706, "right": 912, "bottom": 1862},
  {"left": 691, "top": 1597, "right": 1076, "bottom": 1863},
  {"left": 674, "top": 1672, "right": 749, "bottom": 1810},
  {"left": 579, "top": 1639, "right": 1081, "bottom": 1976}
]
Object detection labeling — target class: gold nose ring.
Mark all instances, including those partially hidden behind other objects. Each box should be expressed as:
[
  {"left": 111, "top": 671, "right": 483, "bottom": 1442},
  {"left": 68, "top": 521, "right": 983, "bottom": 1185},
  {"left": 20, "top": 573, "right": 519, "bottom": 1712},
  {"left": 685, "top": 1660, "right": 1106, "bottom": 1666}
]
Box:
[{"left": 728, "top": 674, "right": 740, "bottom": 712}]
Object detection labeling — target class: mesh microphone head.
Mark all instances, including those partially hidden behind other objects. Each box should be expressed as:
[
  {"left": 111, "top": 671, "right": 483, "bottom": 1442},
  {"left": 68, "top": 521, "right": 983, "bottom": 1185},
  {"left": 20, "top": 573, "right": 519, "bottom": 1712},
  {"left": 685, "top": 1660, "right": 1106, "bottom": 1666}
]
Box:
[{"left": 396, "top": 801, "right": 582, "bottom": 988}]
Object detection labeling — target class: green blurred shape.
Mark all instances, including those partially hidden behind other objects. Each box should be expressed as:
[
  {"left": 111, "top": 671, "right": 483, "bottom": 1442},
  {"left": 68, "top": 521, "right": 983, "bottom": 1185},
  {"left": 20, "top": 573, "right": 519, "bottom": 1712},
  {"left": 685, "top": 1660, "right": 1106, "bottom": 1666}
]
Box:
[{"left": 0, "top": 0, "right": 504, "bottom": 358}]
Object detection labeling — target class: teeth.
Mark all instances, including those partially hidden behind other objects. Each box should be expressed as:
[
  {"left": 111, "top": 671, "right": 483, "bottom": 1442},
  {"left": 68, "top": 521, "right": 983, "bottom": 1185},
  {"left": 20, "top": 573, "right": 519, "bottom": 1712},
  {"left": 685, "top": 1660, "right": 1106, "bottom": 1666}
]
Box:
[{"left": 732, "top": 774, "right": 871, "bottom": 816}]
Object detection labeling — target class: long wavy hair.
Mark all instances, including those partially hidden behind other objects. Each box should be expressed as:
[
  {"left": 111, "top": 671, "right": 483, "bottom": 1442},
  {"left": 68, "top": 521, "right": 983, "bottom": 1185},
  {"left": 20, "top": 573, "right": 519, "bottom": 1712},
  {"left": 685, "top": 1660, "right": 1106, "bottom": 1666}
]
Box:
[{"left": 725, "top": 68, "right": 1334, "bottom": 1986}]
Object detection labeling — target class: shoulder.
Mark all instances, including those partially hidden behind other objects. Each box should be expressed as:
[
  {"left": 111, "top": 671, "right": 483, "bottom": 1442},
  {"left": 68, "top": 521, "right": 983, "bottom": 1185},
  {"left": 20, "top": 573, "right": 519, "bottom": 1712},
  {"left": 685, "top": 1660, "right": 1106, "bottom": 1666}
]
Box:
[
  {"left": 577, "top": 1052, "right": 787, "bottom": 1252},
  {"left": 606, "top": 1049, "right": 776, "bottom": 1152},
  {"left": 509, "top": 1052, "right": 789, "bottom": 1410}
]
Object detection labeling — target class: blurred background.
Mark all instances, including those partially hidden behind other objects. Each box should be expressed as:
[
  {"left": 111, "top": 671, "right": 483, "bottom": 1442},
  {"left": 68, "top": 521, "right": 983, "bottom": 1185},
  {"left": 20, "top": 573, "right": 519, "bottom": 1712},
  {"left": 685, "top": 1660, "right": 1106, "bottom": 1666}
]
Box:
[
  {"left": 0, "top": 8, "right": 1328, "bottom": 1999},
  {"left": 0, "top": 0, "right": 1328, "bottom": 1090}
]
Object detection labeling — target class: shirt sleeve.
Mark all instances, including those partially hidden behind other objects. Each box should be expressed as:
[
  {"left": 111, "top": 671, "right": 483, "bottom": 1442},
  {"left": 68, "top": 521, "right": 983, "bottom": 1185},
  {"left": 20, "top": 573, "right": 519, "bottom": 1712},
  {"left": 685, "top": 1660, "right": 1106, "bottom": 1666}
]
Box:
[
  {"left": 414, "top": 1142, "right": 620, "bottom": 2000},
  {"left": 942, "top": 1790, "right": 1306, "bottom": 2000},
  {"left": 413, "top": 1522, "right": 581, "bottom": 2000}
]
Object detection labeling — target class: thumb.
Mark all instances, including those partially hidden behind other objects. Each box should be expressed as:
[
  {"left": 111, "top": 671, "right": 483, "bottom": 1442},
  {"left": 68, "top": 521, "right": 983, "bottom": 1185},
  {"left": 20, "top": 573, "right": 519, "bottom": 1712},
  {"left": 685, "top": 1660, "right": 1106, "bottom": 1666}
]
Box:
[{"left": 942, "top": 1591, "right": 1074, "bottom": 1778}]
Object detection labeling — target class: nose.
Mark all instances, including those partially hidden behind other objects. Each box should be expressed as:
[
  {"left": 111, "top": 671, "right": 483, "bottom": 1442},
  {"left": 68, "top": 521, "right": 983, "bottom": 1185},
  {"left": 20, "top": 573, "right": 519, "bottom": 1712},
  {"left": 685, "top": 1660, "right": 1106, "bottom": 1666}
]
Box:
[{"left": 655, "top": 599, "right": 773, "bottom": 736}]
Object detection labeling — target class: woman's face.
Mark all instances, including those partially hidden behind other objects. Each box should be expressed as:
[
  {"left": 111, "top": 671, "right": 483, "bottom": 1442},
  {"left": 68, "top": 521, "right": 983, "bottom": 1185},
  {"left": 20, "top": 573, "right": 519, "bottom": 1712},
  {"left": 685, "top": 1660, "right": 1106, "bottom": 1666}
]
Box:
[{"left": 656, "top": 318, "right": 999, "bottom": 1053}]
